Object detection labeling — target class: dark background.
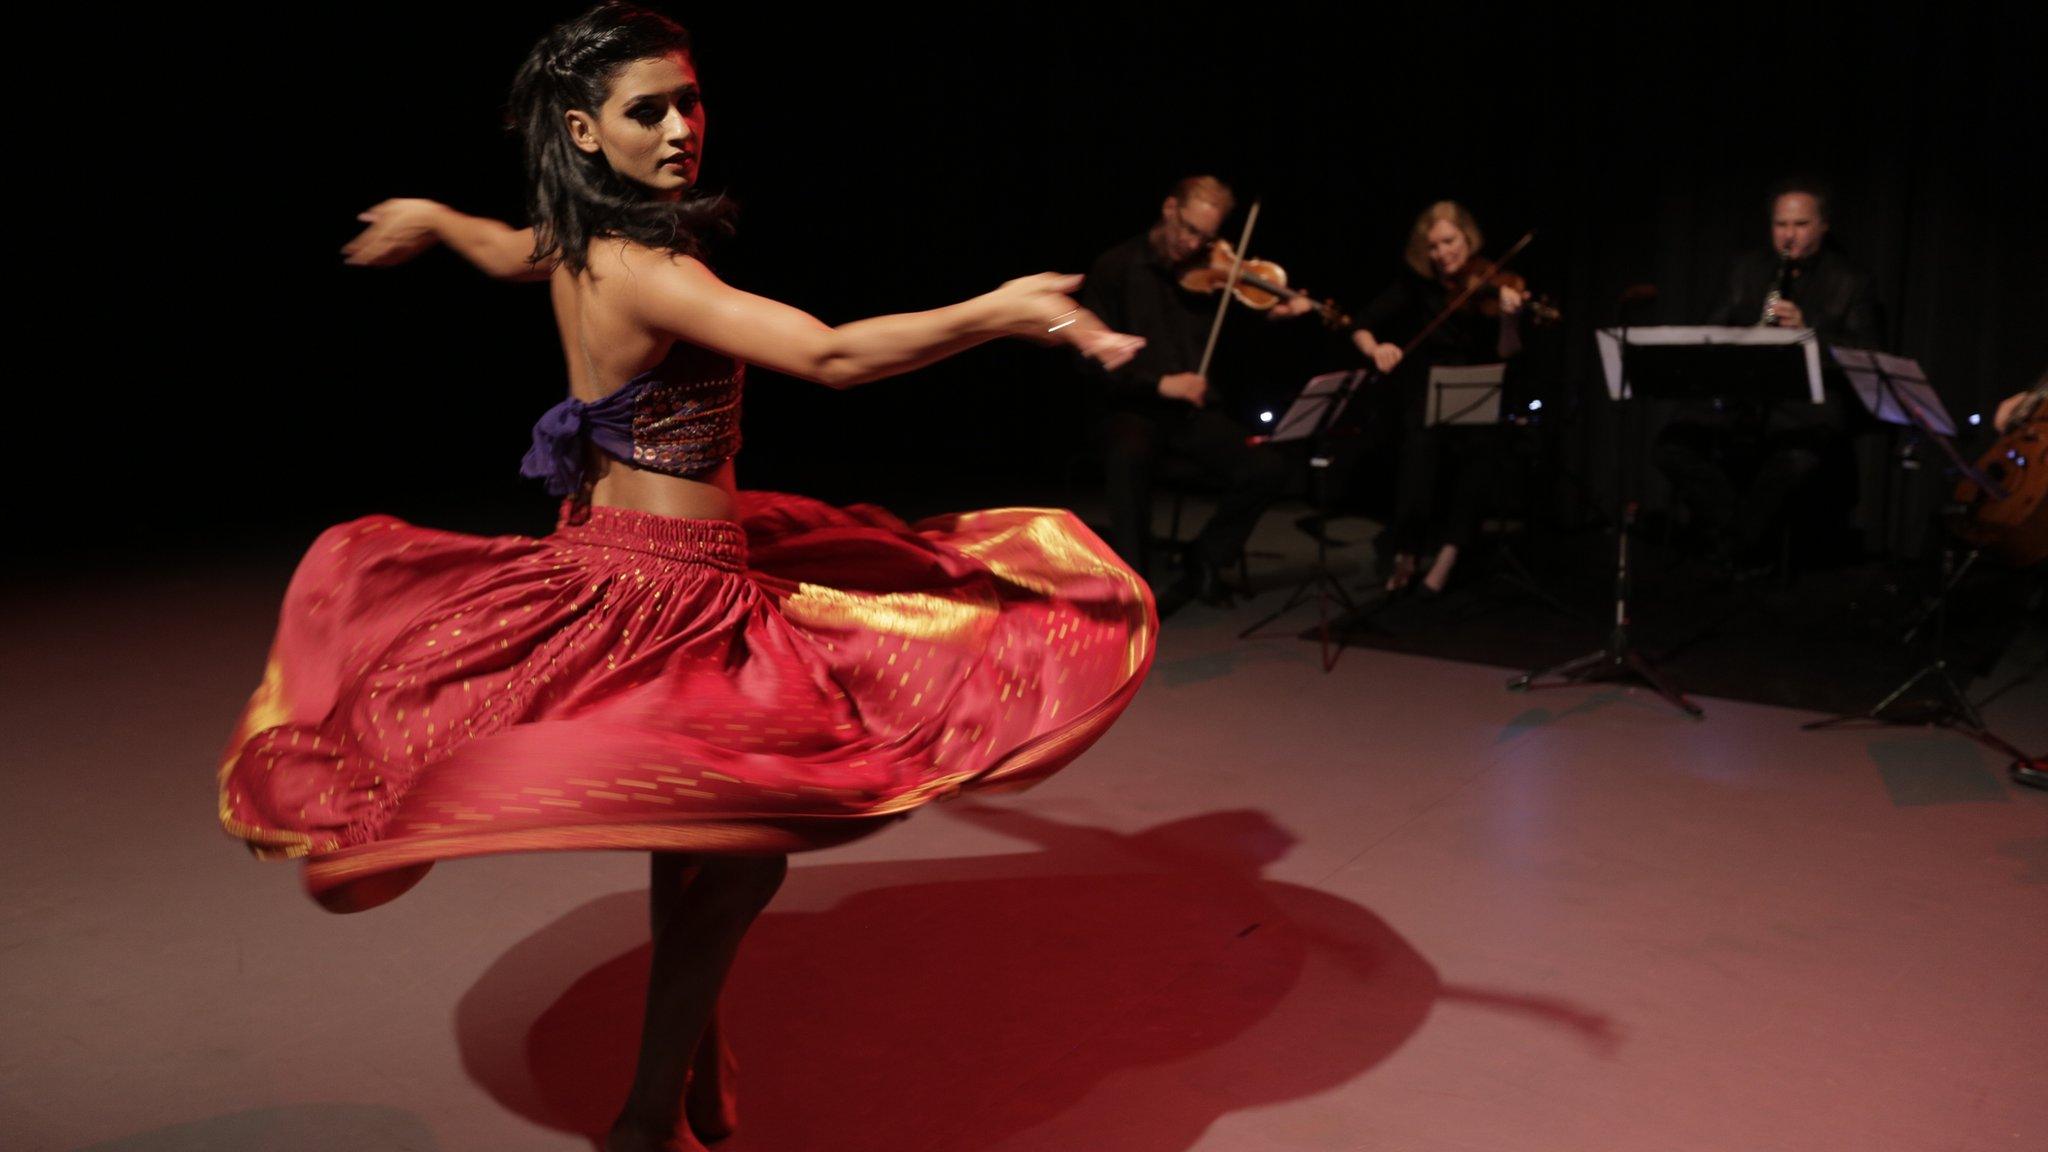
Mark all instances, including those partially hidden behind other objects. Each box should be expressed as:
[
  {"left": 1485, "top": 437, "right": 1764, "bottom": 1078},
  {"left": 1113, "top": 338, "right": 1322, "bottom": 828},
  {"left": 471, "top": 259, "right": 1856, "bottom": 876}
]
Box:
[{"left": 51, "top": 2, "right": 2044, "bottom": 570}]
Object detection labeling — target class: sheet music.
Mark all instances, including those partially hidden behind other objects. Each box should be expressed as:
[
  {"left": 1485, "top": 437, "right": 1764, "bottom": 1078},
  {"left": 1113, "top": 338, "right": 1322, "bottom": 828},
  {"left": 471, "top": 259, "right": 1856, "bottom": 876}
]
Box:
[
  {"left": 1426, "top": 363, "right": 1505, "bottom": 427},
  {"left": 1831, "top": 347, "right": 1955, "bottom": 435},
  {"left": 1268, "top": 369, "right": 1369, "bottom": 443}
]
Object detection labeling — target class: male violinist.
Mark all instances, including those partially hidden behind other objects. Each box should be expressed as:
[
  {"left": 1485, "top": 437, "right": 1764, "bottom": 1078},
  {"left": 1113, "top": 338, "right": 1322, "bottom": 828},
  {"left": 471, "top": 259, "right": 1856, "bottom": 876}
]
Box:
[{"left": 1079, "top": 175, "right": 1316, "bottom": 615}]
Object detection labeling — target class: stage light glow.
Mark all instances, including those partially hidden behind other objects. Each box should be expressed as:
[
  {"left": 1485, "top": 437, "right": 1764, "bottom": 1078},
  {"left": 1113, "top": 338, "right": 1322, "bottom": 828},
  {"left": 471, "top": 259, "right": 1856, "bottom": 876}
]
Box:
[
  {"left": 1969, "top": 413, "right": 1982, "bottom": 426},
  {"left": 1260, "top": 410, "right": 1274, "bottom": 423},
  {"left": 1529, "top": 400, "right": 1544, "bottom": 411}
]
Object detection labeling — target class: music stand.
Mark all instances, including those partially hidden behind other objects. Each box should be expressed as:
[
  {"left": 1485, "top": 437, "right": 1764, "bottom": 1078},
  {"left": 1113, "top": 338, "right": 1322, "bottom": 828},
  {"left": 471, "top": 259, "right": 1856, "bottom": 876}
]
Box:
[
  {"left": 1593, "top": 324, "right": 1823, "bottom": 404},
  {"left": 1241, "top": 369, "right": 1369, "bottom": 671},
  {"left": 1268, "top": 368, "right": 1368, "bottom": 443},
  {"left": 1836, "top": 348, "right": 1956, "bottom": 436},
  {"left": 1427, "top": 363, "right": 1505, "bottom": 427},
  {"left": 1420, "top": 363, "right": 1581, "bottom": 619},
  {"left": 1832, "top": 346, "right": 2006, "bottom": 640},
  {"left": 1510, "top": 326, "right": 1820, "bottom": 716},
  {"left": 1835, "top": 346, "right": 1990, "bottom": 566},
  {"left": 1803, "top": 349, "right": 2034, "bottom": 770}
]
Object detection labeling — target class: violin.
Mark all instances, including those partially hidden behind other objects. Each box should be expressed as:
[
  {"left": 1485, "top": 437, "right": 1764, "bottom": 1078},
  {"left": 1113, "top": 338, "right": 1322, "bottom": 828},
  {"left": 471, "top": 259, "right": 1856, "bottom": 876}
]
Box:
[
  {"left": 1454, "top": 256, "right": 1562, "bottom": 325},
  {"left": 1378, "top": 230, "right": 1551, "bottom": 365},
  {"left": 1177, "top": 239, "right": 1356, "bottom": 331}
]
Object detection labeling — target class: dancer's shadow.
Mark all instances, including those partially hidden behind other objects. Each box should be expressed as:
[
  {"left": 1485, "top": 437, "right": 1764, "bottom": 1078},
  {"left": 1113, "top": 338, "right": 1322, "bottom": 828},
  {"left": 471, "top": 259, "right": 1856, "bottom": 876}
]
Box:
[
  {"left": 456, "top": 805, "right": 1617, "bottom": 1152},
  {"left": 74, "top": 1105, "right": 441, "bottom": 1152}
]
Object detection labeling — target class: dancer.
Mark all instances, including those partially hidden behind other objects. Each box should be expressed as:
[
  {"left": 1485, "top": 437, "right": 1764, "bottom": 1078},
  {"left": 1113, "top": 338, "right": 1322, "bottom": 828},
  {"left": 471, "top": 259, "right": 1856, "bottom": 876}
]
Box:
[{"left": 218, "top": 6, "right": 1155, "bottom": 1149}]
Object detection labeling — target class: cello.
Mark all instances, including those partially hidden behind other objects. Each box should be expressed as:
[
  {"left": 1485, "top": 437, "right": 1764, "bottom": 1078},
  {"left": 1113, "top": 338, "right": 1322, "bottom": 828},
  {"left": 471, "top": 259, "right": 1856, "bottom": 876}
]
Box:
[{"left": 1952, "top": 377, "right": 2048, "bottom": 566}]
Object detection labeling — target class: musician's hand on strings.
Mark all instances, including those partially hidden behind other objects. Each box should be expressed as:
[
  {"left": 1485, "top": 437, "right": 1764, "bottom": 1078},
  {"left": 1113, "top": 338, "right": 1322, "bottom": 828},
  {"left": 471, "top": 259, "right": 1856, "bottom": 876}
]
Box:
[
  {"left": 1496, "top": 284, "right": 1526, "bottom": 316},
  {"left": 1270, "top": 294, "right": 1317, "bottom": 319},
  {"left": 1158, "top": 372, "right": 1209, "bottom": 407},
  {"left": 1994, "top": 391, "right": 2028, "bottom": 433},
  {"left": 1352, "top": 330, "right": 1403, "bottom": 374}
]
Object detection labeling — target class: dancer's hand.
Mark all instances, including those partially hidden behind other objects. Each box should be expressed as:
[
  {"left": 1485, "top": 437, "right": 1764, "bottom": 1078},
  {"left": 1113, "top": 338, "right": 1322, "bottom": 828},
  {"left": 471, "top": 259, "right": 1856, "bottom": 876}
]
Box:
[
  {"left": 992, "top": 273, "right": 1145, "bottom": 370},
  {"left": 343, "top": 199, "right": 448, "bottom": 266}
]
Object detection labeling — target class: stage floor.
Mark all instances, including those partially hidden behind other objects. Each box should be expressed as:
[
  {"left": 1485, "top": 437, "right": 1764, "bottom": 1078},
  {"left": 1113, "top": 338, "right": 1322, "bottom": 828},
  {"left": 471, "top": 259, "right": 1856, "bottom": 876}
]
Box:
[{"left": 6, "top": 519, "right": 2044, "bottom": 1152}]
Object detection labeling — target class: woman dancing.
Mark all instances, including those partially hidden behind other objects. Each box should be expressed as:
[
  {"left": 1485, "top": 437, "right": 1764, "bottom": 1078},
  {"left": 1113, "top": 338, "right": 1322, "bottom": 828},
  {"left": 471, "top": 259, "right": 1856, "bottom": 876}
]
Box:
[{"left": 217, "top": 6, "right": 1155, "bottom": 1150}]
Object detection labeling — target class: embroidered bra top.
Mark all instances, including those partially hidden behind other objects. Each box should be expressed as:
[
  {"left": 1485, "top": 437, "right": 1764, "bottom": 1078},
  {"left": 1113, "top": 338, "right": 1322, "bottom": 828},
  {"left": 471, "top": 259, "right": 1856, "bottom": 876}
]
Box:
[{"left": 521, "top": 342, "right": 745, "bottom": 496}]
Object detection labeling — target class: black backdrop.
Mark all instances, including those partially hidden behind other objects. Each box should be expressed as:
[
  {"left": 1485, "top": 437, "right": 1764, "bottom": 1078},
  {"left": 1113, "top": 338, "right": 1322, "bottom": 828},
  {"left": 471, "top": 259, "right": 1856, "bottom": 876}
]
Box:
[{"left": 52, "top": 2, "right": 2044, "bottom": 568}]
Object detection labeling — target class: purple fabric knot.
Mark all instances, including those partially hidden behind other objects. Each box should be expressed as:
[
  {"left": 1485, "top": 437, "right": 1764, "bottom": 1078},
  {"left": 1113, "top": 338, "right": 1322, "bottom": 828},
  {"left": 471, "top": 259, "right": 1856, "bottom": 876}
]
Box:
[{"left": 520, "top": 397, "right": 590, "bottom": 496}]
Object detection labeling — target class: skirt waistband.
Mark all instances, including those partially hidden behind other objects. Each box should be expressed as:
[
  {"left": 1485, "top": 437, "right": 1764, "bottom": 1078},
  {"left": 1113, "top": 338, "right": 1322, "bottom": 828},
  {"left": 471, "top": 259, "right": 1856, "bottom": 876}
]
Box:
[{"left": 552, "top": 502, "right": 747, "bottom": 571}]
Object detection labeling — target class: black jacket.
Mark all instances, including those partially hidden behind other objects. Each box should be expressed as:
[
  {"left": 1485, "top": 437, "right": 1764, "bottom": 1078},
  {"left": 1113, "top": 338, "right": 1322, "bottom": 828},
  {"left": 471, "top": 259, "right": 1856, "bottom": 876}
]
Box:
[{"left": 1708, "top": 246, "right": 1884, "bottom": 351}]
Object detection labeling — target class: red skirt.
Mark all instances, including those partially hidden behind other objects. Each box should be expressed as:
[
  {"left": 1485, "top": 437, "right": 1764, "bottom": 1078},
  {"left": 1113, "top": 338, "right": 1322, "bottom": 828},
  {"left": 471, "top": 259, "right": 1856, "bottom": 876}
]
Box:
[{"left": 218, "top": 493, "right": 1156, "bottom": 912}]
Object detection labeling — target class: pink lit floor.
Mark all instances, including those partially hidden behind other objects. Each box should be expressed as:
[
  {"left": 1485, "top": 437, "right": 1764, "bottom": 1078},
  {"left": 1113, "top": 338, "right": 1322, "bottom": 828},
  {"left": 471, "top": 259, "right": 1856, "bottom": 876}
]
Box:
[{"left": 6, "top": 527, "right": 2043, "bottom": 1152}]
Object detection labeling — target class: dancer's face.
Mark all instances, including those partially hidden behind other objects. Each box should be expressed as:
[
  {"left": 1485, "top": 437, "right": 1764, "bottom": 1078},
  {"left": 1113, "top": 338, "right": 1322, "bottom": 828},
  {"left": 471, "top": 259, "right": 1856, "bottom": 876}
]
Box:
[{"left": 566, "top": 51, "right": 704, "bottom": 195}]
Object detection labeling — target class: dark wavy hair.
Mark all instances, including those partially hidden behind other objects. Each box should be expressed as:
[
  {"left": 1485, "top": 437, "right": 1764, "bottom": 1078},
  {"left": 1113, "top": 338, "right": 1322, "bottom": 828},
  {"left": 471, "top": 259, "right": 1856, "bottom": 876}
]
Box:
[{"left": 508, "top": 2, "right": 736, "bottom": 273}]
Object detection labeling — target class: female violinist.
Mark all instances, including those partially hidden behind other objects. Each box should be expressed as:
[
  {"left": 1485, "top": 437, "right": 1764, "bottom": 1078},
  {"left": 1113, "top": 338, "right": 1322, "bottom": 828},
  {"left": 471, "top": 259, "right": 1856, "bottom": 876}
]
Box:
[{"left": 1350, "top": 200, "right": 1529, "bottom": 595}]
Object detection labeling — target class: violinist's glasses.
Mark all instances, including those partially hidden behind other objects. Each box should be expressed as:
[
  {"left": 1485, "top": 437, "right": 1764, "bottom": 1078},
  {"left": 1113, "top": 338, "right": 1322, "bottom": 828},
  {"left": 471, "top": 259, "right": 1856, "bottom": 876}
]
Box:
[{"left": 1167, "top": 203, "right": 1219, "bottom": 246}]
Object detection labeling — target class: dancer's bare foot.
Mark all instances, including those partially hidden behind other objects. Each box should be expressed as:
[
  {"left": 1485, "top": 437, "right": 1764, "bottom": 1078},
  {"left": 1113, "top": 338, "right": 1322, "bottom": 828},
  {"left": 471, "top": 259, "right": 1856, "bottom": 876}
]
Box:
[
  {"left": 684, "top": 1022, "right": 740, "bottom": 1142},
  {"left": 685, "top": 1083, "right": 736, "bottom": 1143},
  {"left": 1422, "top": 544, "right": 1458, "bottom": 594}
]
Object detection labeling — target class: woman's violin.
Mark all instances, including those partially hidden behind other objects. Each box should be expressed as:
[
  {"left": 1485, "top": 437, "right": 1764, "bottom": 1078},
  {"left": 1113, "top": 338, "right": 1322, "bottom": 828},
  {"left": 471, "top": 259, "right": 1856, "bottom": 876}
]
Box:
[
  {"left": 1456, "top": 256, "right": 1562, "bottom": 325},
  {"left": 1178, "top": 239, "right": 1356, "bottom": 331}
]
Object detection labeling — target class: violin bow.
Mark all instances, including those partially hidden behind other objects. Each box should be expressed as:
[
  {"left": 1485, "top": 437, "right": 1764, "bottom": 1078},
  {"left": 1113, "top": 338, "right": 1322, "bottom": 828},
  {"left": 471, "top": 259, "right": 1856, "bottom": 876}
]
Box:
[
  {"left": 1400, "top": 229, "right": 1537, "bottom": 358},
  {"left": 1196, "top": 199, "right": 1261, "bottom": 382}
]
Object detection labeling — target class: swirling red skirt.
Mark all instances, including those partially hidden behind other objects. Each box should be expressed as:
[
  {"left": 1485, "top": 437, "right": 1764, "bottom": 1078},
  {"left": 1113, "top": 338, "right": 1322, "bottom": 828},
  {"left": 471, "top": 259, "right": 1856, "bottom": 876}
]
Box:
[{"left": 218, "top": 494, "right": 1156, "bottom": 912}]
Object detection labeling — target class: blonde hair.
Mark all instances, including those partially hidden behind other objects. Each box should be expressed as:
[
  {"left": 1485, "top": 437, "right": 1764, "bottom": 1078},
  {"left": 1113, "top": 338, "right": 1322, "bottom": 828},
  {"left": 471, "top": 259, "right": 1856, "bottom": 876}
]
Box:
[{"left": 1404, "top": 200, "right": 1483, "bottom": 279}]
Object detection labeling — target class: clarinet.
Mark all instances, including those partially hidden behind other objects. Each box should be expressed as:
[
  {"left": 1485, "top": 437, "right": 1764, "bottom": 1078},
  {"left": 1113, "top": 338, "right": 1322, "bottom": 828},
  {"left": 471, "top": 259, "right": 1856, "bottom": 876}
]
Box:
[{"left": 1761, "top": 248, "right": 1791, "bottom": 326}]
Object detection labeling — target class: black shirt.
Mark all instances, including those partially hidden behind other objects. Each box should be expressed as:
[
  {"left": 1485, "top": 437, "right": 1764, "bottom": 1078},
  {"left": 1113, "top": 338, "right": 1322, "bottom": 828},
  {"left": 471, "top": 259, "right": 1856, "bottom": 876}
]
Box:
[
  {"left": 1079, "top": 232, "right": 1218, "bottom": 411},
  {"left": 1357, "top": 272, "right": 1518, "bottom": 369},
  {"left": 1357, "top": 272, "right": 1521, "bottom": 426}
]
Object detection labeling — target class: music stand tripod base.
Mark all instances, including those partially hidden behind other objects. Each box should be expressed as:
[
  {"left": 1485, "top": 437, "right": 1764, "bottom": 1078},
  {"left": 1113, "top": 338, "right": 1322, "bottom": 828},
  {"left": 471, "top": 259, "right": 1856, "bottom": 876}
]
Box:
[
  {"left": 1505, "top": 493, "right": 1702, "bottom": 718},
  {"left": 1801, "top": 658, "right": 2036, "bottom": 771},
  {"left": 1509, "top": 634, "right": 1706, "bottom": 718},
  {"left": 1504, "top": 521, "right": 1706, "bottom": 713}
]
